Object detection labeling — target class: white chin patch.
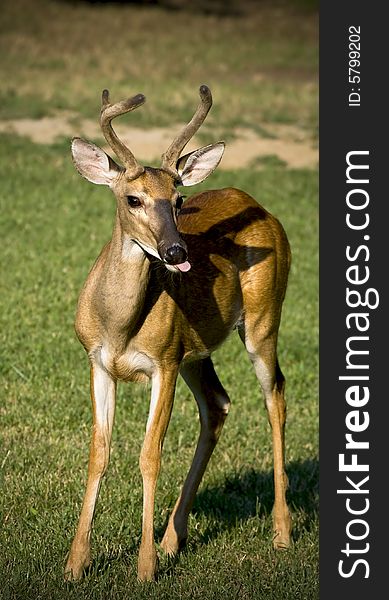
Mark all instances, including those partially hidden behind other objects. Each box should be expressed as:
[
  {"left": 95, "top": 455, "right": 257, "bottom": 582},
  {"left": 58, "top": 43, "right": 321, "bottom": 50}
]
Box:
[
  {"left": 165, "top": 264, "right": 178, "bottom": 272},
  {"left": 135, "top": 241, "right": 161, "bottom": 260}
]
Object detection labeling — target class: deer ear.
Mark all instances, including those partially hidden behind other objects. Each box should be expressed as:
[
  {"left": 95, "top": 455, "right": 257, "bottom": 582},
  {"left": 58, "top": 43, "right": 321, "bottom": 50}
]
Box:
[
  {"left": 176, "top": 142, "right": 225, "bottom": 186},
  {"left": 71, "top": 138, "right": 122, "bottom": 186}
]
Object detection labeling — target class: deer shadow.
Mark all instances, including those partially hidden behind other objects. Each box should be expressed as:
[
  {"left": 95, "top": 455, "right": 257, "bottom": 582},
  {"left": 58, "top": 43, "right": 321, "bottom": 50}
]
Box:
[
  {"left": 138, "top": 205, "right": 275, "bottom": 349},
  {"left": 157, "top": 458, "right": 319, "bottom": 548},
  {"left": 87, "top": 458, "right": 318, "bottom": 579}
]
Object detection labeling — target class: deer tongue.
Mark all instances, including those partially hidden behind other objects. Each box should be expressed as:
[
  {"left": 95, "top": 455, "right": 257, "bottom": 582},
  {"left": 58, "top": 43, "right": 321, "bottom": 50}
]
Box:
[{"left": 175, "top": 261, "right": 191, "bottom": 272}]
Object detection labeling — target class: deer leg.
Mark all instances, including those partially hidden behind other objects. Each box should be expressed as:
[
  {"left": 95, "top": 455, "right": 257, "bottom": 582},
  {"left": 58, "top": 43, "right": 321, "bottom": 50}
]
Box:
[
  {"left": 161, "top": 357, "right": 230, "bottom": 556},
  {"left": 64, "top": 362, "right": 116, "bottom": 581},
  {"left": 137, "top": 368, "right": 177, "bottom": 582},
  {"left": 265, "top": 358, "right": 291, "bottom": 549},
  {"left": 240, "top": 327, "right": 291, "bottom": 550}
]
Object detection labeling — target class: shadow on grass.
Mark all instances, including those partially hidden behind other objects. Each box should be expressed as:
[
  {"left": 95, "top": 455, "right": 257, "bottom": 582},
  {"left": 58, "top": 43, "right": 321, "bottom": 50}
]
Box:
[
  {"left": 87, "top": 459, "right": 318, "bottom": 578},
  {"left": 189, "top": 458, "right": 319, "bottom": 543}
]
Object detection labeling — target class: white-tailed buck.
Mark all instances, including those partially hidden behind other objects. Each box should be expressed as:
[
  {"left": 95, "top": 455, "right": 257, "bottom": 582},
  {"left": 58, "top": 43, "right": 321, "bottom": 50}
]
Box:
[{"left": 65, "top": 85, "right": 291, "bottom": 582}]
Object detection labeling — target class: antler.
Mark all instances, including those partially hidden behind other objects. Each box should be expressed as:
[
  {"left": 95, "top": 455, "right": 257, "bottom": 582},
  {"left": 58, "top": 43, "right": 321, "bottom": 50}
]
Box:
[
  {"left": 161, "top": 84, "right": 213, "bottom": 178},
  {"left": 100, "top": 89, "right": 145, "bottom": 179}
]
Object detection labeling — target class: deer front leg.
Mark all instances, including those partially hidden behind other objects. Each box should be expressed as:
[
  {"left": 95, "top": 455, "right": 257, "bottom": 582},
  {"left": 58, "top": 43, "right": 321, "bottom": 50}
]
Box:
[
  {"left": 64, "top": 362, "right": 116, "bottom": 581},
  {"left": 137, "top": 368, "right": 177, "bottom": 582}
]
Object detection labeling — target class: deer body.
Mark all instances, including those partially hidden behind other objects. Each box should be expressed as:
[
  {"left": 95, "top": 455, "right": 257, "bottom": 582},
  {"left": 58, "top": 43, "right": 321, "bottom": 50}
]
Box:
[{"left": 65, "top": 87, "right": 291, "bottom": 582}]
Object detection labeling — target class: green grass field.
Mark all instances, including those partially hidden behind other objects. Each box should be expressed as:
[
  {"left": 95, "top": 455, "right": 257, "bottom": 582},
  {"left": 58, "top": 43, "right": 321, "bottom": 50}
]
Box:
[{"left": 0, "top": 1, "right": 318, "bottom": 598}]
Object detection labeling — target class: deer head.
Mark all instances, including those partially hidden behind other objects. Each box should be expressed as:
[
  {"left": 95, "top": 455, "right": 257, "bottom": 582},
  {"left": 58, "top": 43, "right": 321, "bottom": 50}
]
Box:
[{"left": 71, "top": 85, "right": 225, "bottom": 272}]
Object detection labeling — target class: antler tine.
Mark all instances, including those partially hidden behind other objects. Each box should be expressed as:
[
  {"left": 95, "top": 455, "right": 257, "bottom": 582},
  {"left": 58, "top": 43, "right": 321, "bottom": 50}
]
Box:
[
  {"left": 161, "top": 85, "right": 213, "bottom": 178},
  {"left": 100, "top": 89, "right": 146, "bottom": 178}
]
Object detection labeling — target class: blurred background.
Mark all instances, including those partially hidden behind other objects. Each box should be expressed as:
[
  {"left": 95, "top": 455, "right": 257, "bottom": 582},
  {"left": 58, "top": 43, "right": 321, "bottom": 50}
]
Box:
[
  {"left": 0, "top": 0, "right": 318, "bottom": 168},
  {"left": 0, "top": 1, "right": 318, "bottom": 599}
]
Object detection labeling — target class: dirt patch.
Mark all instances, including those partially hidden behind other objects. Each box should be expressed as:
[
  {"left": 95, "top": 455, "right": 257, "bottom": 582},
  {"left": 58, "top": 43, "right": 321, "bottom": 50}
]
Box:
[{"left": 0, "top": 114, "right": 317, "bottom": 170}]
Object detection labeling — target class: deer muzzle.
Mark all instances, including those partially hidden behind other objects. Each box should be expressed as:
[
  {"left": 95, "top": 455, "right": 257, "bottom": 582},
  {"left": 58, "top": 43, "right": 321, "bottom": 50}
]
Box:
[
  {"left": 163, "top": 243, "right": 191, "bottom": 272},
  {"left": 153, "top": 201, "right": 191, "bottom": 272}
]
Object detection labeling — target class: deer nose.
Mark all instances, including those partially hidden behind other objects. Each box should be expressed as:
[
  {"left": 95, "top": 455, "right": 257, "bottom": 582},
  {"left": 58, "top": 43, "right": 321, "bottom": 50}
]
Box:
[{"left": 164, "top": 244, "right": 188, "bottom": 265}]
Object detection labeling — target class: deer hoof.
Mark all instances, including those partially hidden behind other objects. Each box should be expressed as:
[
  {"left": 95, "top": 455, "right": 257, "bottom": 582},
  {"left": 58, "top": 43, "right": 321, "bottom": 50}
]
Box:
[{"left": 137, "top": 547, "right": 158, "bottom": 582}]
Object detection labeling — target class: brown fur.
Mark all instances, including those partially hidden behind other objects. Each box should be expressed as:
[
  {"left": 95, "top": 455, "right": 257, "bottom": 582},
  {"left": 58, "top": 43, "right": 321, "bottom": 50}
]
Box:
[{"left": 65, "top": 91, "right": 291, "bottom": 583}]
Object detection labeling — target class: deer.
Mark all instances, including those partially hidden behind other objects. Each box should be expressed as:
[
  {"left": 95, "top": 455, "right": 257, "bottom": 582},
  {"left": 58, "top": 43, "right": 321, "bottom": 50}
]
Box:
[{"left": 64, "top": 84, "right": 292, "bottom": 582}]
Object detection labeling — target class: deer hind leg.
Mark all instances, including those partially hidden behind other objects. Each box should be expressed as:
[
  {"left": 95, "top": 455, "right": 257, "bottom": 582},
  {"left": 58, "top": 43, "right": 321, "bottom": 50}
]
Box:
[
  {"left": 137, "top": 368, "right": 178, "bottom": 582},
  {"left": 161, "top": 357, "right": 230, "bottom": 556},
  {"left": 239, "top": 324, "right": 291, "bottom": 550},
  {"left": 64, "top": 362, "right": 116, "bottom": 581}
]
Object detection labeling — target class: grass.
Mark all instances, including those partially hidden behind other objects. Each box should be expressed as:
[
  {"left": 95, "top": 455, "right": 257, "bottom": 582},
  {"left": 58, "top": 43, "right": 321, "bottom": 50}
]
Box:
[
  {"left": 0, "top": 1, "right": 317, "bottom": 598},
  {"left": 0, "top": 0, "right": 317, "bottom": 134},
  {"left": 0, "top": 134, "right": 318, "bottom": 599}
]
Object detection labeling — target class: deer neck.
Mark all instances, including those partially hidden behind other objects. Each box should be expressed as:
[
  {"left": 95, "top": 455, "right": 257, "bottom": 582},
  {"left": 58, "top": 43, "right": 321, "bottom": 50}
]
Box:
[{"left": 99, "top": 213, "right": 152, "bottom": 342}]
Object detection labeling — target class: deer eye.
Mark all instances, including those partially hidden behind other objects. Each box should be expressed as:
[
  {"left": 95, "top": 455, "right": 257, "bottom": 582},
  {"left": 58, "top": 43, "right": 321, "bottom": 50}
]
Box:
[
  {"left": 176, "top": 195, "right": 185, "bottom": 211},
  {"left": 127, "top": 195, "right": 141, "bottom": 208}
]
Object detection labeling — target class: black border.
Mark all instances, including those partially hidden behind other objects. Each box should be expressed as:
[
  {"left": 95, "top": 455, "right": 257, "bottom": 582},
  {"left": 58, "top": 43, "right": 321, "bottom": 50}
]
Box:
[{"left": 320, "top": 1, "right": 387, "bottom": 595}]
